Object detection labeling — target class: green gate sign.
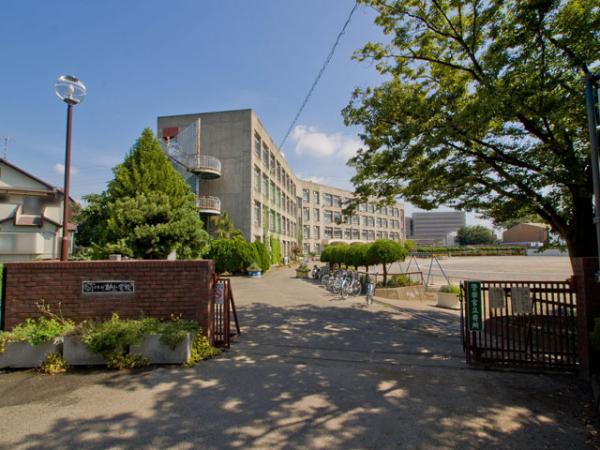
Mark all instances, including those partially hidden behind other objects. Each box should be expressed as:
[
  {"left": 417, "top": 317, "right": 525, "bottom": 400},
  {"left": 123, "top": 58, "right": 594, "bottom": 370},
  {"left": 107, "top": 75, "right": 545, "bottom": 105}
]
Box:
[{"left": 467, "top": 280, "right": 483, "bottom": 331}]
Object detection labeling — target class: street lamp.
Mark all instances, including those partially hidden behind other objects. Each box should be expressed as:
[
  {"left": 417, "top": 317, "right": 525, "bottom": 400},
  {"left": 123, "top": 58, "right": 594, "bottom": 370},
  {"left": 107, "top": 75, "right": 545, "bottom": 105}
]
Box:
[{"left": 55, "top": 75, "right": 86, "bottom": 261}]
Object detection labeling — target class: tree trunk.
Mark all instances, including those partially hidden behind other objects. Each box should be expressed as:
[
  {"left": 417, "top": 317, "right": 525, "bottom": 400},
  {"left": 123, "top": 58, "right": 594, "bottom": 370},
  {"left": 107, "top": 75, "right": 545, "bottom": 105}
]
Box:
[
  {"left": 383, "top": 264, "right": 388, "bottom": 286},
  {"left": 566, "top": 194, "right": 598, "bottom": 272}
]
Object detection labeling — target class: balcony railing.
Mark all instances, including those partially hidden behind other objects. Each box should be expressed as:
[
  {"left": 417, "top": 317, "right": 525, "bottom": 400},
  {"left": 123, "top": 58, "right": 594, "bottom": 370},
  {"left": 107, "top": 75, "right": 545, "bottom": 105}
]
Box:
[
  {"left": 196, "top": 195, "right": 221, "bottom": 214},
  {"left": 188, "top": 155, "right": 222, "bottom": 179}
]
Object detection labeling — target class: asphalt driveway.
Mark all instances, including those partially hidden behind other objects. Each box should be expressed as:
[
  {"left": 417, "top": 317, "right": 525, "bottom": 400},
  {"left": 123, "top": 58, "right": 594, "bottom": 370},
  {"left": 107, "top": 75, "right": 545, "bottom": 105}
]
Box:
[{"left": 0, "top": 266, "right": 596, "bottom": 449}]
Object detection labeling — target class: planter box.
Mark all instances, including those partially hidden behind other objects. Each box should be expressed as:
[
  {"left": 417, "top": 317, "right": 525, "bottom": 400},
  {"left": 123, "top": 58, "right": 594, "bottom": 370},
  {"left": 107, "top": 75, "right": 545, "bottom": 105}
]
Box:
[
  {"left": 63, "top": 335, "right": 105, "bottom": 366},
  {"left": 437, "top": 292, "right": 460, "bottom": 309},
  {"left": 296, "top": 270, "right": 310, "bottom": 279},
  {"left": 375, "top": 285, "right": 426, "bottom": 301},
  {"left": 0, "top": 340, "right": 61, "bottom": 369},
  {"left": 130, "top": 333, "right": 191, "bottom": 365},
  {"left": 248, "top": 270, "right": 262, "bottom": 278}
]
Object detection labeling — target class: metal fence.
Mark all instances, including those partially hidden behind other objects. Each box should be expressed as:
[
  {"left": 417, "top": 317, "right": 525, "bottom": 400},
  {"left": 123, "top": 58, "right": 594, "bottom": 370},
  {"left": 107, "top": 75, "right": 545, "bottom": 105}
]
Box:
[
  {"left": 213, "top": 278, "right": 240, "bottom": 348},
  {"left": 461, "top": 279, "right": 578, "bottom": 371}
]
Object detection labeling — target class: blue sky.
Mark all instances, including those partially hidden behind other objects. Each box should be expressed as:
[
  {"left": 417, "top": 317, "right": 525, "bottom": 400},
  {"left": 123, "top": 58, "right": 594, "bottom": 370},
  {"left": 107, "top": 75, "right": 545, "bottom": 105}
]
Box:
[{"left": 1, "top": 0, "right": 490, "bottom": 228}]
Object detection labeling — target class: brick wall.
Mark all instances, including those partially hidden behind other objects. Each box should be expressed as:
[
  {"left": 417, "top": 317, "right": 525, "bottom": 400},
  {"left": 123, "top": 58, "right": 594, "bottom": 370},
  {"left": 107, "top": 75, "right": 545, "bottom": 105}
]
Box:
[{"left": 1, "top": 260, "right": 215, "bottom": 338}]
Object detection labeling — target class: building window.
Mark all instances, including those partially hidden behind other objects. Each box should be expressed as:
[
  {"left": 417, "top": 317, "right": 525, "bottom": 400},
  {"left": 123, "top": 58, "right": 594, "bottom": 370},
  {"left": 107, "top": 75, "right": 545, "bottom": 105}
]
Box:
[
  {"left": 377, "top": 217, "right": 382, "bottom": 228},
  {"left": 313, "top": 191, "right": 320, "bottom": 205},
  {"left": 254, "top": 201, "right": 261, "bottom": 225},
  {"left": 270, "top": 153, "right": 276, "bottom": 175},
  {"left": 262, "top": 145, "right": 269, "bottom": 168},
  {"left": 313, "top": 226, "right": 320, "bottom": 239},
  {"left": 333, "top": 196, "right": 341, "bottom": 208},
  {"left": 313, "top": 208, "right": 320, "bottom": 222},
  {"left": 333, "top": 228, "right": 342, "bottom": 238},
  {"left": 368, "top": 230, "right": 375, "bottom": 240},
  {"left": 352, "top": 229, "right": 360, "bottom": 240},
  {"left": 351, "top": 215, "right": 359, "bottom": 225},
  {"left": 262, "top": 175, "right": 269, "bottom": 199},
  {"left": 333, "top": 211, "right": 341, "bottom": 224},
  {"left": 304, "top": 243, "right": 311, "bottom": 254},
  {"left": 367, "top": 203, "right": 375, "bottom": 213},
  {"left": 314, "top": 243, "right": 321, "bottom": 254},
  {"left": 359, "top": 203, "right": 367, "bottom": 212},
  {"left": 302, "top": 189, "right": 310, "bottom": 203},
  {"left": 362, "top": 230, "right": 369, "bottom": 240},
  {"left": 383, "top": 219, "right": 388, "bottom": 228},
  {"left": 324, "top": 210, "right": 333, "bottom": 224},
  {"left": 277, "top": 162, "right": 282, "bottom": 183},
  {"left": 303, "top": 225, "right": 310, "bottom": 239},
  {"left": 254, "top": 134, "right": 261, "bottom": 158},
  {"left": 324, "top": 227, "right": 333, "bottom": 238},
  {"left": 324, "top": 193, "right": 333, "bottom": 206},
  {"left": 303, "top": 207, "right": 310, "bottom": 222},
  {"left": 344, "top": 229, "right": 351, "bottom": 239},
  {"left": 254, "top": 166, "right": 261, "bottom": 192}
]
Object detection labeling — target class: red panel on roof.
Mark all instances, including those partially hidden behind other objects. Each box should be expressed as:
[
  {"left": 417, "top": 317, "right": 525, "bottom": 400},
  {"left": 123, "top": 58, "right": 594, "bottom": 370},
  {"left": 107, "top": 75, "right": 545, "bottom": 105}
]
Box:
[{"left": 162, "top": 127, "right": 178, "bottom": 139}]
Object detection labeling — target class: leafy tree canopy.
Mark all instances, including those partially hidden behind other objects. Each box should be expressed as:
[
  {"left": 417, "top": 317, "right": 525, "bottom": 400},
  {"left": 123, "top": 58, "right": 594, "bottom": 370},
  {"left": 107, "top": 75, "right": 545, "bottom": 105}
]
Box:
[
  {"left": 456, "top": 225, "right": 497, "bottom": 246},
  {"left": 76, "top": 129, "right": 210, "bottom": 259},
  {"left": 343, "top": 0, "right": 600, "bottom": 266},
  {"left": 366, "top": 239, "right": 408, "bottom": 284},
  {"left": 210, "top": 212, "right": 244, "bottom": 240}
]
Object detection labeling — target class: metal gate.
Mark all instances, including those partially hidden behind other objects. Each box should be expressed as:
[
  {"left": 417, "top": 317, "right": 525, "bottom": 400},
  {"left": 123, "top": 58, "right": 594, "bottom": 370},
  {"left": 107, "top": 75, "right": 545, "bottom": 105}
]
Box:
[
  {"left": 213, "top": 278, "right": 240, "bottom": 348},
  {"left": 461, "top": 279, "right": 578, "bottom": 371}
]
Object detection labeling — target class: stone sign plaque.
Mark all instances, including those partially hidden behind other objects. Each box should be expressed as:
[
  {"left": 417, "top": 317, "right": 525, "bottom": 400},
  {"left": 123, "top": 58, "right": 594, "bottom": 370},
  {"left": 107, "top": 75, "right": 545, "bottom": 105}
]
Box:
[
  {"left": 82, "top": 281, "right": 135, "bottom": 294},
  {"left": 489, "top": 287, "right": 506, "bottom": 309},
  {"left": 510, "top": 287, "right": 531, "bottom": 314}
]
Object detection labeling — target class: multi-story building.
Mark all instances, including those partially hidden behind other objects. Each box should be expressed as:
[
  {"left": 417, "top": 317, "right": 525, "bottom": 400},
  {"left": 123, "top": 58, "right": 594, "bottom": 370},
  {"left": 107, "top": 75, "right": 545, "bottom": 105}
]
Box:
[
  {"left": 407, "top": 211, "right": 466, "bottom": 245},
  {"left": 157, "top": 109, "right": 405, "bottom": 257}
]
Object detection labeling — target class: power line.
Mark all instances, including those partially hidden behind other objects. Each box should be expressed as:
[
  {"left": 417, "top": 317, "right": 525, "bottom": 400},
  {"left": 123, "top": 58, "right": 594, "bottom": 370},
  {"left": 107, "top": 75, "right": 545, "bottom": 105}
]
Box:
[{"left": 278, "top": 1, "right": 359, "bottom": 150}]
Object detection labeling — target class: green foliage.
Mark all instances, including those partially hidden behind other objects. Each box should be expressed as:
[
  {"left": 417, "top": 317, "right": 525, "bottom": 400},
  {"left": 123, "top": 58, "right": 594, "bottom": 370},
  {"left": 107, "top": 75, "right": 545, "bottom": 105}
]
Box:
[
  {"left": 346, "top": 243, "right": 370, "bottom": 269},
  {"left": 247, "top": 262, "right": 261, "bottom": 272},
  {"left": 39, "top": 352, "right": 68, "bottom": 374},
  {"left": 367, "top": 239, "right": 408, "bottom": 285},
  {"left": 270, "top": 235, "right": 282, "bottom": 265},
  {"left": 404, "top": 240, "right": 417, "bottom": 252},
  {"left": 343, "top": 0, "right": 600, "bottom": 261},
  {"left": 457, "top": 226, "right": 497, "bottom": 246},
  {"left": 187, "top": 335, "right": 221, "bottom": 366},
  {"left": 210, "top": 212, "right": 244, "bottom": 240},
  {"left": 376, "top": 274, "right": 418, "bottom": 288},
  {"left": 253, "top": 241, "right": 271, "bottom": 272},
  {"left": 0, "top": 317, "right": 74, "bottom": 353},
  {"left": 415, "top": 245, "right": 525, "bottom": 256},
  {"left": 439, "top": 284, "right": 461, "bottom": 294},
  {"left": 76, "top": 129, "right": 210, "bottom": 259},
  {"left": 208, "top": 239, "right": 257, "bottom": 273}
]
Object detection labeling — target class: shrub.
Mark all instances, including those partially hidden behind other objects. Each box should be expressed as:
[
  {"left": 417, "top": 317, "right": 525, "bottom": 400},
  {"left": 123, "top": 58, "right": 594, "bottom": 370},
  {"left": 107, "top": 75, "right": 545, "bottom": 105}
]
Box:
[
  {"left": 439, "top": 284, "right": 460, "bottom": 294},
  {"left": 39, "top": 352, "right": 68, "bottom": 374},
  {"left": 376, "top": 274, "right": 418, "bottom": 288},
  {"left": 208, "top": 239, "right": 257, "bottom": 273},
  {"left": 187, "top": 335, "right": 221, "bottom": 366},
  {"left": 346, "top": 243, "right": 370, "bottom": 269},
  {"left": 253, "top": 241, "right": 271, "bottom": 272},
  {"left": 0, "top": 317, "right": 74, "bottom": 354}
]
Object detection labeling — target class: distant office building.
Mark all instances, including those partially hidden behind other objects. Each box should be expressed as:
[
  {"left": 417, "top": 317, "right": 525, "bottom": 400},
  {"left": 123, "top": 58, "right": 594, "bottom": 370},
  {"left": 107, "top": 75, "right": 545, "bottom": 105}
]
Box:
[
  {"left": 0, "top": 158, "right": 76, "bottom": 262},
  {"left": 408, "top": 211, "right": 466, "bottom": 245},
  {"left": 157, "top": 109, "right": 405, "bottom": 257},
  {"left": 503, "top": 223, "right": 548, "bottom": 246}
]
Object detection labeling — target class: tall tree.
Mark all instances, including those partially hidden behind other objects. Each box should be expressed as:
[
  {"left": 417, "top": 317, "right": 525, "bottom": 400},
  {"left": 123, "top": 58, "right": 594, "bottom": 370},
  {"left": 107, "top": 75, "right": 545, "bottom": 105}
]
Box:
[
  {"left": 76, "top": 129, "right": 210, "bottom": 259},
  {"left": 209, "top": 212, "right": 244, "bottom": 240},
  {"left": 343, "top": 0, "right": 600, "bottom": 268},
  {"left": 456, "top": 225, "right": 497, "bottom": 246}
]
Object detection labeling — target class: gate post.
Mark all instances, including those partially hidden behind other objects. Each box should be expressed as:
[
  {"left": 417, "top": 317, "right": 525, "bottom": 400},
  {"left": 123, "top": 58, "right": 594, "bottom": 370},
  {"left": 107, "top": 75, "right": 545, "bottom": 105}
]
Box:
[{"left": 573, "top": 257, "right": 600, "bottom": 378}]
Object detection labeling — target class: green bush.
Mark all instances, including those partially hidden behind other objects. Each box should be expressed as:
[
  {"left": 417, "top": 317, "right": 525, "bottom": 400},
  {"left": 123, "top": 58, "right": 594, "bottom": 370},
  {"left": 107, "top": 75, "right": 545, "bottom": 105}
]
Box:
[
  {"left": 253, "top": 241, "right": 271, "bottom": 272},
  {"left": 187, "top": 335, "right": 221, "bottom": 365},
  {"left": 0, "top": 317, "right": 75, "bottom": 354},
  {"left": 376, "top": 274, "right": 418, "bottom": 288},
  {"left": 439, "top": 284, "right": 460, "bottom": 294},
  {"left": 207, "top": 239, "right": 257, "bottom": 273}
]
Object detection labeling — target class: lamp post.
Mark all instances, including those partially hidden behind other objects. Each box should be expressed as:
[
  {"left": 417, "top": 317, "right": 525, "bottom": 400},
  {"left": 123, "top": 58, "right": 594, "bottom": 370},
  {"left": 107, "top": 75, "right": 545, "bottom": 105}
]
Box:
[{"left": 55, "top": 75, "right": 86, "bottom": 261}]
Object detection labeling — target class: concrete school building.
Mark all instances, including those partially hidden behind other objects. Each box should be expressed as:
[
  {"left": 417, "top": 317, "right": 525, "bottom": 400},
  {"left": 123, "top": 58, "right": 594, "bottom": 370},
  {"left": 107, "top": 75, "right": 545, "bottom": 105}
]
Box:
[
  {"left": 0, "top": 158, "right": 76, "bottom": 262},
  {"left": 157, "top": 109, "right": 405, "bottom": 257}
]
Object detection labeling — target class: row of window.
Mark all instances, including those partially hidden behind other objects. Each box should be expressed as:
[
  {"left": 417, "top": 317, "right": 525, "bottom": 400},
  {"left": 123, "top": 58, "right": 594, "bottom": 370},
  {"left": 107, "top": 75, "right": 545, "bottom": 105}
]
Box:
[
  {"left": 302, "top": 188, "right": 401, "bottom": 217},
  {"left": 301, "top": 207, "right": 402, "bottom": 229},
  {"left": 302, "top": 225, "right": 401, "bottom": 241},
  {"left": 254, "top": 165, "right": 298, "bottom": 218},
  {"left": 254, "top": 134, "right": 296, "bottom": 197},
  {"left": 253, "top": 201, "right": 297, "bottom": 238}
]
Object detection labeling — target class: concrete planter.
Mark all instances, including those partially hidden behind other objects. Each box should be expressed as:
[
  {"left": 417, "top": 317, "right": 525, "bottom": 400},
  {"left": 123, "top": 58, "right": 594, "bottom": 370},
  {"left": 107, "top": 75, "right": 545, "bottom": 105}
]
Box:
[
  {"left": 248, "top": 270, "right": 262, "bottom": 278},
  {"left": 130, "top": 333, "right": 192, "bottom": 365},
  {"left": 296, "top": 270, "right": 310, "bottom": 279},
  {"left": 0, "top": 340, "right": 61, "bottom": 369},
  {"left": 437, "top": 292, "right": 460, "bottom": 309},
  {"left": 63, "top": 335, "right": 105, "bottom": 366},
  {"left": 375, "top": 285, "right": 425, "bottom": 301}
]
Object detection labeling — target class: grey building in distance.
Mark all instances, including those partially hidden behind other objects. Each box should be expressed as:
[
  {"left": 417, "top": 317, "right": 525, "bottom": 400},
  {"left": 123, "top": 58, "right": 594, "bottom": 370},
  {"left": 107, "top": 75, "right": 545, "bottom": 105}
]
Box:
[{"left": 406, "top": 211, "right": 466, "bottom": 245}]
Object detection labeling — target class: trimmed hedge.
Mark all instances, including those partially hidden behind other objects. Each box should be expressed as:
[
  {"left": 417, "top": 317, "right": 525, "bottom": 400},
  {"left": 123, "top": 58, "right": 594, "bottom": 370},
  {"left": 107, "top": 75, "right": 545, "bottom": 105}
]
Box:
[
  {"left": 415, "top": 245, "right": 526, "bottom": 256},
  {"left": 207, "top": 239, "right": 258, "bottom": 273}
]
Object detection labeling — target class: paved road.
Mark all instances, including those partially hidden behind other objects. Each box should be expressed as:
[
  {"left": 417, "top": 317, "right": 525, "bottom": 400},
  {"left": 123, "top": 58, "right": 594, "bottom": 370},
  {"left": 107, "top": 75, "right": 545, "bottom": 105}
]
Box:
[{"left": 0, "top": 266, "right": 595, "bottom": 449}]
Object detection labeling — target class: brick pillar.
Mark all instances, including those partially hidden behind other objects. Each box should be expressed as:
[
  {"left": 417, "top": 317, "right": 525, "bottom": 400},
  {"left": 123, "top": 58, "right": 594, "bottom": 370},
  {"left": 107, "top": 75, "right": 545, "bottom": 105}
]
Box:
[{"left": 573, "top": 257, "right": 600, "bottom": 378}]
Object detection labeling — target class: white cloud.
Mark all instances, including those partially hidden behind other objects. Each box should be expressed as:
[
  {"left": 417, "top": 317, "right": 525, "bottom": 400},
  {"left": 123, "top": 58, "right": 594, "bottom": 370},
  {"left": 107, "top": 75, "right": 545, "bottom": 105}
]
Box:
[
  {"left": 297, "top": 174, "right": 327, "bottom": 184},
  {"left": 54, "top": 163, "right": 78, "bottom": 175},
  {"left": 291, "top": 125, "right": 361, "bottom": 160}
]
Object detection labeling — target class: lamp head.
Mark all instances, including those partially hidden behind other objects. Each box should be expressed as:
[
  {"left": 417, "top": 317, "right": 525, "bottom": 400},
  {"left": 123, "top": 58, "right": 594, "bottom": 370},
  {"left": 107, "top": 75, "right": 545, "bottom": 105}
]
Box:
[{"left": 55, "top": 75, "right": 86, "bottom": 105}]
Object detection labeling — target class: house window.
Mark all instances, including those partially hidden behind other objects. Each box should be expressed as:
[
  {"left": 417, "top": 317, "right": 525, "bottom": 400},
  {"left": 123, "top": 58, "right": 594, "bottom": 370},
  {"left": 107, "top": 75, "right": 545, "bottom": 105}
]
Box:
[{"left": 22, "top": 197, "right": 44, "bottom": 216}]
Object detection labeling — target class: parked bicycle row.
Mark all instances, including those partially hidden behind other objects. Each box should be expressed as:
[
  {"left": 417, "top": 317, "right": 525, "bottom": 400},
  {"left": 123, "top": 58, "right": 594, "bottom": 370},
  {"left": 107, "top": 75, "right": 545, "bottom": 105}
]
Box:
[{"left": 311, "top": 265, "right": 375, "bottom": 302}]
